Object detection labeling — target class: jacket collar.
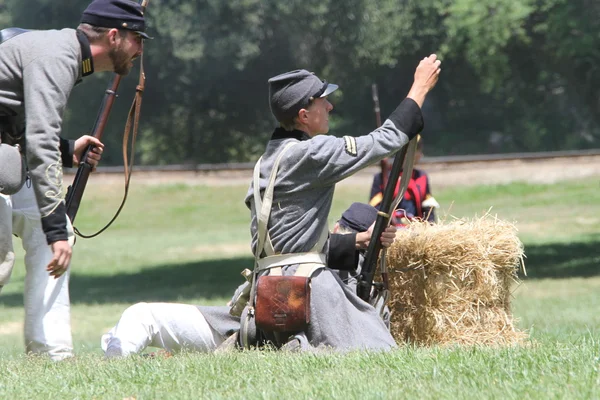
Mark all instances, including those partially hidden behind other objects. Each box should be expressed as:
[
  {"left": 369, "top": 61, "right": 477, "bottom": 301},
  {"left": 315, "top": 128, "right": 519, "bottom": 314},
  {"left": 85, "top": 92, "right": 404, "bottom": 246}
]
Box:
[
  {"left": 270, "top": 127, "right": 310, "bottom": 141},
  {"left": 76, "top": 30, "right": 94, "bottom": 78}
]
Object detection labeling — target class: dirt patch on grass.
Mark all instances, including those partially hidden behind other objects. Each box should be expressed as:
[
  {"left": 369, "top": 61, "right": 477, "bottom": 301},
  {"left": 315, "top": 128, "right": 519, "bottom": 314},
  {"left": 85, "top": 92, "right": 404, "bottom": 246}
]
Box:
[
  {"left": 514, "top": 277, "right": 600, "bottom": 299},
  {"left": 69, "top": 155, "right": 600, "bottom": 189},
  {"left": 0, "top": 321, "right": 23, "bottom": 335},
  {"left": 424, "top": 155, "right": 600, "bottom": 189},
  {"left": 166, "top": 243, "right": 250, "bottom": 257}
]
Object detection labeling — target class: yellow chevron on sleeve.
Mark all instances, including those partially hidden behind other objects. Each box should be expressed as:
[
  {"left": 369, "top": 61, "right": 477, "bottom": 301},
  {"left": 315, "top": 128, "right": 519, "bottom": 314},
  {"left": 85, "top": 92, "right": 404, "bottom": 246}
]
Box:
[{"left": 343, "top": 135, "right": 357, "bottom": 156}]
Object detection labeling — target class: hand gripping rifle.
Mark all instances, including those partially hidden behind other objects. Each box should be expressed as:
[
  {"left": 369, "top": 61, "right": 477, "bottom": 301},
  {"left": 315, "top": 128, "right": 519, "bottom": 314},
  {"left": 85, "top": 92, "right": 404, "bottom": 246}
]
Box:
[
  {"left": 356, "top": 118, "right": 419, "bottom": 303},
  {"left": 65, "top": 0, "right": 149, "bottom": 238}
]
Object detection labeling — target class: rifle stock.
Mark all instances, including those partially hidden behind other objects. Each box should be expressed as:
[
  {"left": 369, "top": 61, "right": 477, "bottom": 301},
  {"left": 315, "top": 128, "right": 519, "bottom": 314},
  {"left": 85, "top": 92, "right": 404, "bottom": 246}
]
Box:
[{"left": 357, "top": 143, "right": 409, "bottom": 302}]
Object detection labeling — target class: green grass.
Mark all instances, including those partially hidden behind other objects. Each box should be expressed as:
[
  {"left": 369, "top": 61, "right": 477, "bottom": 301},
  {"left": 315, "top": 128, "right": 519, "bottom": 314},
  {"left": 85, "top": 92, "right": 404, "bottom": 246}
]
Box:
[
  {"left": 2, "top": 345, "right": 600, "bottom": 399},
  {"left": 1, "top": 177, "right": 599, "bottom": 399}
]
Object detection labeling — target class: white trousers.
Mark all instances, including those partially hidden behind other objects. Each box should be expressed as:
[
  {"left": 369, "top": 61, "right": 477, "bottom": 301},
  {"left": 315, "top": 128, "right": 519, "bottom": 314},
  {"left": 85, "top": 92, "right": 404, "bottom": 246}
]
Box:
[
  {"left": 0, "top": 185, "right": 73, "bottom": 361},
  {"left": 102, "top": 302, "right": 225, "bottom": 357}
]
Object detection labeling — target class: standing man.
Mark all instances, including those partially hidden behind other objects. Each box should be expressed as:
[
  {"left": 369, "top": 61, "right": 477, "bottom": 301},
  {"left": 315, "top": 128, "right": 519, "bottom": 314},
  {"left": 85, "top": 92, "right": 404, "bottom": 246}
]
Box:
[
  {"left": 0, "top": 0, "right": 150, "bottom": 360},
  {"left": 242, "top": 55, "right": 441, "bottom": 351}
]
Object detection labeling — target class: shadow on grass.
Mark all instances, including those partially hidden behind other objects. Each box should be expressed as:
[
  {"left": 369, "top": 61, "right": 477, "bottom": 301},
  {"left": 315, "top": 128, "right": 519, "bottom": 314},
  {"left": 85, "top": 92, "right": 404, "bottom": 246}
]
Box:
[
  {"left": 0, "top": 256, "right": 254, "bottom": 307},
  {"left": 2, "top": 238, "right": 598, "bottom": 307},
  {"left": 524, "top": 235, "right": 600, "bottom": 279}
]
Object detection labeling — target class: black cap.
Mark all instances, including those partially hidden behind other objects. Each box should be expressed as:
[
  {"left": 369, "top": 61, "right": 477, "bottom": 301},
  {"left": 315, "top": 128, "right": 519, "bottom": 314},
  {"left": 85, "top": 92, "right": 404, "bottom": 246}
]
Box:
[
  {"left": 338, "top": 202, "right": 379, "bottom": 233},
  {"left": 80, "top": 0, "right": 152, "bottom": 39},
  {"left": 268, "top": 69, "right": 338, "bottom": 122}
]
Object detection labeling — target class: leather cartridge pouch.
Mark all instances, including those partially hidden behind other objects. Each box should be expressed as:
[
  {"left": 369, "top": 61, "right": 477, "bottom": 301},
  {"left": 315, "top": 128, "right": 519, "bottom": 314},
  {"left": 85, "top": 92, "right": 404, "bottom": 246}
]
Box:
[
  {"left": 0, "top": 118, "right": 26, "bottom": 195},
  {"left": 255, "top": 275, "right": 311, "bottom": 333}
]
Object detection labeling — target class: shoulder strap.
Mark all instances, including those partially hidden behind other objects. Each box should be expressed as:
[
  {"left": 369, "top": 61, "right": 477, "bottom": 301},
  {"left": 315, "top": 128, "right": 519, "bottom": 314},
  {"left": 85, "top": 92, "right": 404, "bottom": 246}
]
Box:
[
  {"left": 252, "top": 141, "right": 297, "bottom": 259},
  {"left": 390, "top": 138, "right": 418, "bottom": 214},
  {"left": 252, "top": 141, "right": 329, "bottom": 260}
]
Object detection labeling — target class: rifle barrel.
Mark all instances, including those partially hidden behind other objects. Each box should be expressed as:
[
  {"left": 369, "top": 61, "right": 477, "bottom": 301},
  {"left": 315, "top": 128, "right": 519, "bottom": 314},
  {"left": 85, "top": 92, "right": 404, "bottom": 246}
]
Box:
[
  {"left": 371, "top": 84, "right": 382, "bottom": 127},
  {"left": 357, "top": 143, "right": 408, "bottom": 301},
  {"left": 372, "top": 83, "right": 390, "bottom": 190}
]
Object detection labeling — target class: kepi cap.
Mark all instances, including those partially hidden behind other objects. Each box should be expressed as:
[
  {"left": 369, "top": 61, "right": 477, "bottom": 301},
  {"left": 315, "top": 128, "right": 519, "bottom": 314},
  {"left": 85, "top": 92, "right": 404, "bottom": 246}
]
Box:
[
  {"left": 268, "top": 69, "right": 338, "bottom": 122},
  {"left": 81, "top": 0, "right": 152, "bottom": 39},
  {"left": 338, "top": 202, "right": 378, "bottom": 233}
]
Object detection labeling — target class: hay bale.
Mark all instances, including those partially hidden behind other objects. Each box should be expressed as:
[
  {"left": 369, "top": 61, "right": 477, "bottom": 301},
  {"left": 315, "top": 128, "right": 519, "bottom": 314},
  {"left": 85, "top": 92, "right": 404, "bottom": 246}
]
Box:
[{"left": 386, "top": 215, "right": 527, "bottom": 346}]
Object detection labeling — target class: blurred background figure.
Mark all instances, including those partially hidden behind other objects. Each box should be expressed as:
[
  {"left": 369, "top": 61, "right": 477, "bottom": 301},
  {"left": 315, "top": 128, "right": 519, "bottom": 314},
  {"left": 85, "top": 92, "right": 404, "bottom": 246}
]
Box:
[{"left": 368, "top": 135, "right": 439, "bottom": 227}]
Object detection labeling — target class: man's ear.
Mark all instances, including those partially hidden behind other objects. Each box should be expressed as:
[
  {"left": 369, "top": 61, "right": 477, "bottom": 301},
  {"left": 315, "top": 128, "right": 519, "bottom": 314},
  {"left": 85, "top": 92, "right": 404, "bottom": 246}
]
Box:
[
  {"left": 297, "top": 108, "right": 309, "bottom": 124},
  {"left": 106, "top": 28, "right": 120, "bottom": 44}
]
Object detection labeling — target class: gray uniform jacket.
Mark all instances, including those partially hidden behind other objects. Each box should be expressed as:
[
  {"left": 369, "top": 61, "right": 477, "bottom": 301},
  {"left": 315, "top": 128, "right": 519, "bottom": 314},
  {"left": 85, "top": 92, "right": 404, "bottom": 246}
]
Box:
[
  {"left": 0, "top": 28, "right": 89, "bottom": 243},
  {"left": 243, "top": 98, "right": 424, "bottom": 350}
]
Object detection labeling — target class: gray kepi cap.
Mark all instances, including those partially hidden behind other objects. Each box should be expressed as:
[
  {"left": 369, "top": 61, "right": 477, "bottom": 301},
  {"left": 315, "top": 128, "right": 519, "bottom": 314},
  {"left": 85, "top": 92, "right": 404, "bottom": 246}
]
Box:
[{"left": 268, "top": 69, "right": 338, "bottom": 122}]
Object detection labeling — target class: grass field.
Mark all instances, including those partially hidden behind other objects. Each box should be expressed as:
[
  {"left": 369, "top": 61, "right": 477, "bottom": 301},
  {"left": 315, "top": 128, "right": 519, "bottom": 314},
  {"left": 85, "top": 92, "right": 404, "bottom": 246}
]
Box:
[{"left": 1, "top": 176, "right": 599, "bottom": 399}]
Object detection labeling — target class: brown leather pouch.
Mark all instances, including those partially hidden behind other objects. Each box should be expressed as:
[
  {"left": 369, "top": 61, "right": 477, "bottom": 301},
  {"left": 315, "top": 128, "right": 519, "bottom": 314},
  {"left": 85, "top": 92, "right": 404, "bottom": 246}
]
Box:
[{"left": 255, "top": 275, "right": 311, "bottom": 332}]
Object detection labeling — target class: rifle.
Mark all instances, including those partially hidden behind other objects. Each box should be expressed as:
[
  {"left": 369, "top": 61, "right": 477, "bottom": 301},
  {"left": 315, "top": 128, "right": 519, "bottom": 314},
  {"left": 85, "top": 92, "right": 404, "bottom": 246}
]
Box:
[
  {"left": 65, "top": 0, "right": 149, "bottom": 236},
  {"left": 371, "top": 84, "right": 390, "bottom": 190},
  {"left": 65, "top": 77, "right": 120, "bottom": 223},
  {"left": 357, "top": 130, "right": 419, "bottom": 302}
]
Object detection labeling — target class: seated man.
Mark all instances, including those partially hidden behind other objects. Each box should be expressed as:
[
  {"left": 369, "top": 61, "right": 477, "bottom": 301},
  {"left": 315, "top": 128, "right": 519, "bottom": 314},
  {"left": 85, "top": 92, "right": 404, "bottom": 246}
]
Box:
[
  {"left": 369, "top": 135, "right": 439, "bottom": 226},
  {"left": 100, "top": 203, "right": 396, "bottom": 357},
  {"left": 241, "top": 55, "right": 440, "bottom": 351}
]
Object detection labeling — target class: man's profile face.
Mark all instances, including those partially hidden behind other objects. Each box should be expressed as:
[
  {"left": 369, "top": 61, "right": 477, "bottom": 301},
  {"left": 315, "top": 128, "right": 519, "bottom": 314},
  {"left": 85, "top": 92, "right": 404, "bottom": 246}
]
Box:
[
  {"left": 303, "top": 97, "right": 333, "bottom": 136},
  {"left": 109, "top": 30, "right": 143, "bottom": 76}
]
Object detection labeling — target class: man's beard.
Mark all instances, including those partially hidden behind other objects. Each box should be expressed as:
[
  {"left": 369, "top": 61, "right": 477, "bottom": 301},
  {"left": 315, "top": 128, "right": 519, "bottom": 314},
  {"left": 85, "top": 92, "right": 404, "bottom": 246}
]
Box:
[{"left": 109, "top": 46, "right": 133, "bottom": 76}]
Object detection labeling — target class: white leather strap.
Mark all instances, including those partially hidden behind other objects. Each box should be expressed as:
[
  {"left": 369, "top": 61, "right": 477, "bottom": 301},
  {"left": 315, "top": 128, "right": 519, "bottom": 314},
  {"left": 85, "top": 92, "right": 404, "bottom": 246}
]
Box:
[
  {"left": 295, "top": 263, "right": 323, "bottom": 277},
  {"left": 253, "top": 142, "right": 297, "bottom": 258},
  {"left": 257, "top": 253, "right": 327, "bottom": 273},
  {"left": 250, "top": 141, "right": 329, "bottom": 293},
  {"left": 389, "top": 137, "right": 419, "bottom": 218}
]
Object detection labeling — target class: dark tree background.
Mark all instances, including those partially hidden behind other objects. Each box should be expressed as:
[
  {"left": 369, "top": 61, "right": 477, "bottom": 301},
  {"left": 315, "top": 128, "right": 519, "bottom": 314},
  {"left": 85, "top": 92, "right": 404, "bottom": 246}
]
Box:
[{"left": 2, "top": 0, "right": 598, "bottom": 165}]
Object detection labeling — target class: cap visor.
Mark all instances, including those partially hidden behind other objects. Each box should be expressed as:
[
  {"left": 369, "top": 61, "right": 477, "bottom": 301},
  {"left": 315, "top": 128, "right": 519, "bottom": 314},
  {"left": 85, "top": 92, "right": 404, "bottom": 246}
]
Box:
[
  {"left": 135, "top": 31, "right": 153, "bottom": 40},
  {"left": 320, "top": 83, "right": 338, "bottom": 97}
]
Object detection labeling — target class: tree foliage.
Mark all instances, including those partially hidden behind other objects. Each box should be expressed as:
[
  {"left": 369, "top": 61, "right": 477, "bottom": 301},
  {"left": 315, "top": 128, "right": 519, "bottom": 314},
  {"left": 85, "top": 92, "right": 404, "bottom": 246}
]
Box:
[{"left": 3, "top": 0, "right": 598, "bottom": 164}]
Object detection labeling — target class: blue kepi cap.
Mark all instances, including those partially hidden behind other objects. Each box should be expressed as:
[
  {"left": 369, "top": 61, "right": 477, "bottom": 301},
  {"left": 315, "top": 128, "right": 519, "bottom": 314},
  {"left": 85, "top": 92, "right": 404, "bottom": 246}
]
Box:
[{"left": 81, "top": 0, "right": 152, "bottom": 39}]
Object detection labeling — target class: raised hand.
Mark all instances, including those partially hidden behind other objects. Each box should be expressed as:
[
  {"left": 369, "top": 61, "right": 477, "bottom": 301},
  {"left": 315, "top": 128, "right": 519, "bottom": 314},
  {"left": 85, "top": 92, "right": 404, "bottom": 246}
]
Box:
[{"left": 407, "top": 54, "right": 442, "bottom": 108}]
